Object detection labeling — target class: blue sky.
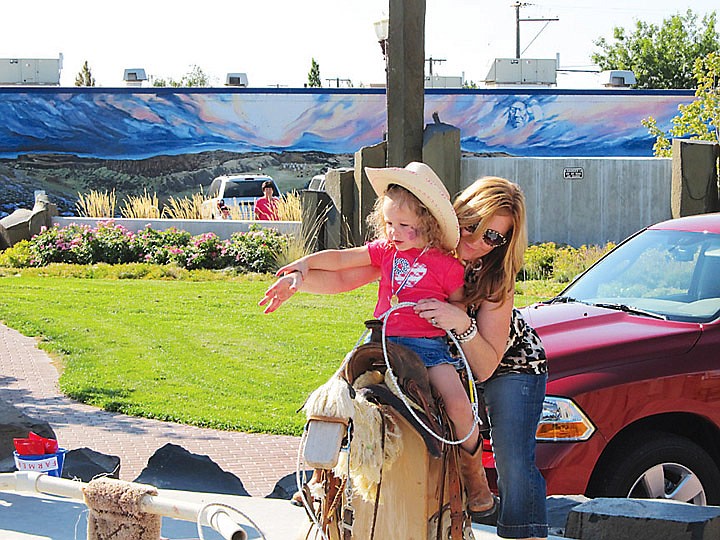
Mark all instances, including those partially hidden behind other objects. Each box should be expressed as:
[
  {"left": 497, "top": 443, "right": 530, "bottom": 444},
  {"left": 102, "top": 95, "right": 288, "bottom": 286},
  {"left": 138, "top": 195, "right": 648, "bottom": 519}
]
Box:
[{"left": 3, "top": 0, "right": 718, "bottom": 87}]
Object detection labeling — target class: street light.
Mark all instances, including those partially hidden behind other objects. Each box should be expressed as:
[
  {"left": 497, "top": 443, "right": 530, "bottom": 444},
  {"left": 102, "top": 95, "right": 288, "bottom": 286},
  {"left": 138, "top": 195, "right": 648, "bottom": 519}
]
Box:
[{"left": 374, "top": 18, "right": 389, "bottom": 60}]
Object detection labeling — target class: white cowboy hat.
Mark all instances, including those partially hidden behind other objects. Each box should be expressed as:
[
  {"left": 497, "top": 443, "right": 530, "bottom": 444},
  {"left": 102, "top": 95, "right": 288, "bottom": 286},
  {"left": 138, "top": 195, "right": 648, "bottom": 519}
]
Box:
[{"left": 365, "top": 162, "right": 460, "bottom": 251}]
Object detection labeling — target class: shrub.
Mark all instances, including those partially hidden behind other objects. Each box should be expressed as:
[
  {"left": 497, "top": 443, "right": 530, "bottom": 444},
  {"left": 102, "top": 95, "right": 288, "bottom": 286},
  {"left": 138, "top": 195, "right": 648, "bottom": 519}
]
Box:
[
  {"left": 91, "top": 221, "right": 142, "bottom": 264},
  {"left": 522, "top": 242, "right": 557, "bottom": 280},
  {"left": 131, "top": 226, "right": 192, "bottom": 265},
  {"left": 521, "top": 242, "right": 614, "bottom": 282},
  {"left": 0, "top": 240, "right": 33, "bottom": 267},
  {"left": 553, "top": 243, "right": 615, "bottom": 283},
  {"left": 172, "top": 232, "right": 230, "bottom": 270},
  {"left": 29, "top": 223, "right": 97, "bottom": 265},
  {"left": 225, "top": 226, "right": 289, "bottom": 273}
]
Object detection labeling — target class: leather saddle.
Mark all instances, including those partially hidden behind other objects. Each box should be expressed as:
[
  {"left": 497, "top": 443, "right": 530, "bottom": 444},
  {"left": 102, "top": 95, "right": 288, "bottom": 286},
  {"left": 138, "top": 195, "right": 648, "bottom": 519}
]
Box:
[{"left": 340, "top": 320, "right": 446, "bottom": 458}]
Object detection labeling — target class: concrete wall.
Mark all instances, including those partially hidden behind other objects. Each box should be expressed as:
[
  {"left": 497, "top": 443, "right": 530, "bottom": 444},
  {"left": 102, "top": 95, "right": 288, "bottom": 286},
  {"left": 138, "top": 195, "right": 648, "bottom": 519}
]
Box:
[
  {"left": 52, "top": 217, "right": 301, "bottom": 240},
  {"left": 461, "top": 157, "right": 672, "bottom": 246}
]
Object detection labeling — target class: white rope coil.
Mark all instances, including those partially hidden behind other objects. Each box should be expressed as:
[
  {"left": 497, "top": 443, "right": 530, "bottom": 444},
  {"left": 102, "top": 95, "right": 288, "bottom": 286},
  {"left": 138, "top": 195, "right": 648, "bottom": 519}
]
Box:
[{"left": 377, "top": 301, "right": 482, "bottom": 446}]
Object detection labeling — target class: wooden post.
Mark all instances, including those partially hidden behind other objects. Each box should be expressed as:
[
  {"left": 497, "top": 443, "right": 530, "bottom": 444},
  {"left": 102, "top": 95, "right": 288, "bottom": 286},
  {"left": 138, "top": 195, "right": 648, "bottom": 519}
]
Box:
[{"left": 386, "top": 0, "right": 426, "bottom": 167}]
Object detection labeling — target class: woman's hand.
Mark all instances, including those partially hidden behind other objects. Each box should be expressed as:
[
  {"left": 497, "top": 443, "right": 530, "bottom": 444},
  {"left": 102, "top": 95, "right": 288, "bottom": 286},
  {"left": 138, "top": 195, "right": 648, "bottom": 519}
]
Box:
[
  {"left": 258, "top": 271, "right": 303, "bottom": 314},
  {"left": 414, "top": 298, "right": 472, "bottom": 334}
]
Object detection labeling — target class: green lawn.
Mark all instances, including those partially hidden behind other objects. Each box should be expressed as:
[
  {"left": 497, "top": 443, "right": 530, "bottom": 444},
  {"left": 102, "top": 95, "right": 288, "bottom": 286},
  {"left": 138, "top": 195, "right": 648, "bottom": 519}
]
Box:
[{"left": 0, "top": 269, "right": 563, "bottom": 435}]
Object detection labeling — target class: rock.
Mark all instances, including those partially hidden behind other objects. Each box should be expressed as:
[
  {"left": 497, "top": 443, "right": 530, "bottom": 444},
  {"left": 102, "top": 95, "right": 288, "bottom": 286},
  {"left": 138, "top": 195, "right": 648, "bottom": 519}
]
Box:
[
  {"left": 61, "top": 447, "right": 121, "bottom": 481},
  {"left": 547, "top": 495, "right": 591, "bottom": 537},
  {"left": 565, "top": 497, "right": 720, "bottom": 540},
  {"left": 134, "top": 443, "right": 249, "bottom": 496},
  {"left": 266, "top": 470, "right": 314, "bottom": 500},
  {"left": 0, "top": 224, "right": 10, "bottom": 250},
  {"left": 0, "top": 399, "right": 57, "bottom": 472}
]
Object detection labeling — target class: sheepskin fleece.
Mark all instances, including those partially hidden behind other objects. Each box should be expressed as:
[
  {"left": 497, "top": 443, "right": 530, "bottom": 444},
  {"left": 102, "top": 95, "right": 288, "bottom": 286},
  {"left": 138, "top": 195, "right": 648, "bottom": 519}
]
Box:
[{"left": 82, "top": 477, "right": 161, "bottom": 540}]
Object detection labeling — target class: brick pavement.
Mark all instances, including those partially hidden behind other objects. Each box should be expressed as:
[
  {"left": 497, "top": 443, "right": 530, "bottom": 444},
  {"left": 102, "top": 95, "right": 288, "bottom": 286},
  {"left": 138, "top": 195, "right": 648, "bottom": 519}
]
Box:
[{"left": 0, "top": 323, "right": 301, "bottom": 497}]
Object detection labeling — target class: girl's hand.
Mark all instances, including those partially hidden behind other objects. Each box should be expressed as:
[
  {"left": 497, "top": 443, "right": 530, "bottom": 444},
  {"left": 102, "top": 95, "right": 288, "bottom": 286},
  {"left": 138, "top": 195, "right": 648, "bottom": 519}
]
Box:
[
  {"left": 414, "top": 298, "right": 472, "bottom": 333},
  {"left": 258, "top": 272, "right": 303, "bottom": 313},
  {"left": 275, "top": 259, "right": 309, "bottom": 278}
]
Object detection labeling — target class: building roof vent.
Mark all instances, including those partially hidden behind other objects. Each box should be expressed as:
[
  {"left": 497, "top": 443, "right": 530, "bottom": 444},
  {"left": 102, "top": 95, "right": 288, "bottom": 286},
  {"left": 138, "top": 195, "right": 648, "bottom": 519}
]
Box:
[
  {"left": 225, "top": 73, "right": 248, "bottom": 87},
  {"left": 599, "top": 70, "right": 636, "bottom": 87},
  {"left": 123, "top": 68, "right": 147, "bottom": 86}
]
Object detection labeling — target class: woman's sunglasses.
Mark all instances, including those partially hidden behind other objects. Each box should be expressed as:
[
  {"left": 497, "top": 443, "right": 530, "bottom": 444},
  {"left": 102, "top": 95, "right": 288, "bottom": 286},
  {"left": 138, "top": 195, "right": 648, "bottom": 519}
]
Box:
[{"left": 463, "top": 223, "right": 509, "bottom": 247}]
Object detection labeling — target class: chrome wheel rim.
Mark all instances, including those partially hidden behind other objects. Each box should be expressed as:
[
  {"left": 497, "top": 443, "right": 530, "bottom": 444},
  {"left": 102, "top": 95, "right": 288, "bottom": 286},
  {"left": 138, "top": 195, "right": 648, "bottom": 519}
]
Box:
[{"left": 628, "top": 462, "right": 706, "bottom": 504}]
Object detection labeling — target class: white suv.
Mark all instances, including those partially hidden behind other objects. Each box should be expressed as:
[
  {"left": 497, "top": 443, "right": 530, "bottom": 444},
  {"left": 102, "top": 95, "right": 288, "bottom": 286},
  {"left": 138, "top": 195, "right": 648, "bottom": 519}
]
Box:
[{"left": 201, "top": 174, "right": 279, "bottom": 219}]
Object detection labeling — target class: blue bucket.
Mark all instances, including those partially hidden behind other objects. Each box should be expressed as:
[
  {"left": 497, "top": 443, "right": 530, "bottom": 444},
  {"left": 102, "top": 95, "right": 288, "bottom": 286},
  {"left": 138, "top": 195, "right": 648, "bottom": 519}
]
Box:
[{"left": 13, "top": 448, "right": 67, "bottom": 477}]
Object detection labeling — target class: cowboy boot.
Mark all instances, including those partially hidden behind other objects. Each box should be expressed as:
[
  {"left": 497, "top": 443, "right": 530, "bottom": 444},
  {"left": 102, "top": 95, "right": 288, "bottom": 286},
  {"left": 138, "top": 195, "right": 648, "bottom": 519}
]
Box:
[{"left": 459, "top": 442, "right": 498, "bottom": 520}]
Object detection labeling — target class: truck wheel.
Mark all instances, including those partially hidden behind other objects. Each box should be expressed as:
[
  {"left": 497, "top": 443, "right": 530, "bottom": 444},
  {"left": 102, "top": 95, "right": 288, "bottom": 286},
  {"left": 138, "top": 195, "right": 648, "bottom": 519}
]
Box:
[{"left": 593, "top": 431, "right": 720, "bottom": 505}]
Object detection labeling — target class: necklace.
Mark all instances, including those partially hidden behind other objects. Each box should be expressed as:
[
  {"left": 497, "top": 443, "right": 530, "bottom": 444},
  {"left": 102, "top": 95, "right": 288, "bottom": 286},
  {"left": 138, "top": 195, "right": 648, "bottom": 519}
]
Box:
[{"left": 390, "top": 246, "right": 429, "bottom": 306}]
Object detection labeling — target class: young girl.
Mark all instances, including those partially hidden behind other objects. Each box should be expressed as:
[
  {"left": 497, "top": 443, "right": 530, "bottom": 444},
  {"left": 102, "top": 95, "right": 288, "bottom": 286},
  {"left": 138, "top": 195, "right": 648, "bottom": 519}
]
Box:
[{"left": 270, "top": 162, "right": 496, "bottom": 518}]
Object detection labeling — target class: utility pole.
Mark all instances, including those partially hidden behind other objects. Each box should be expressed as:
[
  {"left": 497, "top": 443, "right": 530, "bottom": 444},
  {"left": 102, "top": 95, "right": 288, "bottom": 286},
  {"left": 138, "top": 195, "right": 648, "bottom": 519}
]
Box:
[
  {"left": 425, "top": 56, "right": 446, "bottom": 76},
  {"left": 512, "top": 2, "right": 559, "bottom": 59},
  {"left": 386, "top": 0, "right": 425, "bottom": 167}
]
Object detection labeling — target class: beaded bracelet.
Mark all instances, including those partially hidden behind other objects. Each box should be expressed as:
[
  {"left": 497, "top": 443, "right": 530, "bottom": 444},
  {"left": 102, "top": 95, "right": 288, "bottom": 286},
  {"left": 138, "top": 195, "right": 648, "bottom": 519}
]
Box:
[{"left": 451, "top": 317, "right": 478, "bottom": 343}]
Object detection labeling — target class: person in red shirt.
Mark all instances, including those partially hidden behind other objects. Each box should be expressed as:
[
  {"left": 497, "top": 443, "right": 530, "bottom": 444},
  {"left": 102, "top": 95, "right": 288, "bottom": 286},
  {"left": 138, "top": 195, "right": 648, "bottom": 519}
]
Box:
[{"left": 254, "top": 180, "right": 279, "bottom": 220}]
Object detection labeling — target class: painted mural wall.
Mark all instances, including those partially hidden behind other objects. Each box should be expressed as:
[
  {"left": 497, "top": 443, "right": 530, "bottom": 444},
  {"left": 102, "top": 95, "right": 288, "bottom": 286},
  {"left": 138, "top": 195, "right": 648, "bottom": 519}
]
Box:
[
  {"left": 0, "top": 86, "right": 695, "bottom": 217},
  {"left": 0, "top": 86, "right": 696, "bottom": 159}
]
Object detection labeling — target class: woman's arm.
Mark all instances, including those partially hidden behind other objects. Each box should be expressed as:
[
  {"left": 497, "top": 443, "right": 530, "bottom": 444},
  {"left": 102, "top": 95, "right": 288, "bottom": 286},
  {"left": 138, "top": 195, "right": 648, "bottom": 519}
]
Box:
[
  {"left": 414, "top": 293, "right": 513, "bottom": 381},
  {"left": 259, "top": 265, "right": 380, "bottom": 313}
]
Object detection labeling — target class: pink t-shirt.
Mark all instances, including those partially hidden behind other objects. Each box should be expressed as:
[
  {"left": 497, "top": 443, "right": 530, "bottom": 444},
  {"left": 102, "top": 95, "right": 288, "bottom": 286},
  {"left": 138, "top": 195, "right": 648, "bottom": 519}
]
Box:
[
  {"left": 254, "top": 197, "right": 279, "bottom": 220},
  {"left": 367, "top": 239, "right": 465, "bottom": 338}
]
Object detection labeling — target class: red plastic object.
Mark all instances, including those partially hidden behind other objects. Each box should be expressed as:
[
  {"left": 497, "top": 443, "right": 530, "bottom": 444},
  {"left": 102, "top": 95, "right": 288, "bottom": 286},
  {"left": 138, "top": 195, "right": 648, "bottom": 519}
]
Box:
[
  {"left": 13, "top": 438, "right": 46, "bottom": 455},
  {"left": 19, "top": 432, "right": 59, "bottom": 454}
]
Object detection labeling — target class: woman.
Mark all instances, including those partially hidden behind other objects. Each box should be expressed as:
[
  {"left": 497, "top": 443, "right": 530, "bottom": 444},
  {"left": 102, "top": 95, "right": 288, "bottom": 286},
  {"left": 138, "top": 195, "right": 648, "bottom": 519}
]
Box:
[
  {"left": 254, "top": 180, "right": 280, "bottom": 220},
  {"left": 259, "top": 176, "right": 549, "bottom": 540}
]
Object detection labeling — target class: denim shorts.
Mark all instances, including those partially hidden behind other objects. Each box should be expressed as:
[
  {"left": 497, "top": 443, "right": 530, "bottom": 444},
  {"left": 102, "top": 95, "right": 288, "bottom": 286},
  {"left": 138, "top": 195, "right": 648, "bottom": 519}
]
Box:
[
  {"left": 482, "top": 371, "right": 549, "bottom": 539},
  {"left": 387, "top": 336, "right": 462, "bottom": 369}
]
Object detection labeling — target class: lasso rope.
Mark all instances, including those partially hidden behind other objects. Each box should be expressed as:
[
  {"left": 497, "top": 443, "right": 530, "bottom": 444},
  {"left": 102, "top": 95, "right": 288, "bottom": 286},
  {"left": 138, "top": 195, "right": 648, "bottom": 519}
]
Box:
[{"left": 377, "top": 301, "right": 481, "bottom": 446}]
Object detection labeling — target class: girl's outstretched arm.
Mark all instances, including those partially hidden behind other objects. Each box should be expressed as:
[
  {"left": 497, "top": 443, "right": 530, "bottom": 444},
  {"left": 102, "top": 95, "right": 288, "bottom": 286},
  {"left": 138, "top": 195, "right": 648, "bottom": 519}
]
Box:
[
  {"left": 259, "top": 265, "right": 380, "bottom": 313},
  {"left": 275, "top": 246, "right": 371, "bottom": 278}
]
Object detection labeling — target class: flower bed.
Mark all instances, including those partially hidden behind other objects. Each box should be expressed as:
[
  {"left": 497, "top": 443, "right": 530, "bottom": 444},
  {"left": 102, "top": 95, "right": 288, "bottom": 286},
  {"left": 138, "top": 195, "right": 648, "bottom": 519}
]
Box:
[{"left": 1, "top": 221, "right": 288, "bottom": 273}]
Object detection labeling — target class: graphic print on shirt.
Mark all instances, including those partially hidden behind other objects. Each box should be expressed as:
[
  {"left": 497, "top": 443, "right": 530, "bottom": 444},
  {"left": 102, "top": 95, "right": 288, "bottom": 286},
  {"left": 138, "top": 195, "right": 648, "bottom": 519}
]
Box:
[{"left": 393, "top": 256, "right": 427, "bottom": 290}]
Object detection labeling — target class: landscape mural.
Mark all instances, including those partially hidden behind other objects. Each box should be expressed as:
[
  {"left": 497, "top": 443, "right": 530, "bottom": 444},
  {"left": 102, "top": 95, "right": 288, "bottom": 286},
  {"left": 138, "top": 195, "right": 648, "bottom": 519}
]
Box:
[{"left": 0, "top": 87, "right": 695, "bottom": 216}]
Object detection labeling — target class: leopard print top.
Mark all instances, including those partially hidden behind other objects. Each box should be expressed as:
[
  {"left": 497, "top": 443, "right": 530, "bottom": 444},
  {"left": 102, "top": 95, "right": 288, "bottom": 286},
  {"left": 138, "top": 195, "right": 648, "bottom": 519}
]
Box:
[{"left": 468, "top": 307, "right": 548, "bottom": 377}]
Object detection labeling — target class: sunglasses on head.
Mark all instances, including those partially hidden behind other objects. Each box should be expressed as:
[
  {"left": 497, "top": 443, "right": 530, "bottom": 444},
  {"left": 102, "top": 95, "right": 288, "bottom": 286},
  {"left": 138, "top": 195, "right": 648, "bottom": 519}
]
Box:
[{"left": 463, "top": 223, "right": 508, "bottom": 247}]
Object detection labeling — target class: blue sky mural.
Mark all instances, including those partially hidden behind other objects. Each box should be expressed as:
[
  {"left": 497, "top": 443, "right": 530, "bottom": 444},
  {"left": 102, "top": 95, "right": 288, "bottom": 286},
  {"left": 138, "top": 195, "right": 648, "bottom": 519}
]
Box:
[{"left": 0, "top": 87, "right": 695, "bottom": 159}]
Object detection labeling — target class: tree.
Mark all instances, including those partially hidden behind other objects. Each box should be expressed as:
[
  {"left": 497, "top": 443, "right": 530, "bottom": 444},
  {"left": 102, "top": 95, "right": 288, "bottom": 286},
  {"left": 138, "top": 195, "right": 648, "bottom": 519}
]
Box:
[
  {"left": 592, "top": 9, "right": 719, "bottom": 89},
  {"left": 75, "top": 61, "right": 96, "bottom": 87},
  {"left": 642, "top": 52, "right": 720, "bottom": 156},
  {"left": 151, "top": 65, "right": 212, "bottom": 87},
  {"left": 307, "top": 58, "right": 322, "bottom": 88}
]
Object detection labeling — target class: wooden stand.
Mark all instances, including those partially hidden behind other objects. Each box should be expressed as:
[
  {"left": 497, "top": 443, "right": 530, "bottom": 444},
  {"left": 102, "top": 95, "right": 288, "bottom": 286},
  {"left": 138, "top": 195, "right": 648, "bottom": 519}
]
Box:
[{"left": 298, "top": 410, "right": 471, "bottom": 540}]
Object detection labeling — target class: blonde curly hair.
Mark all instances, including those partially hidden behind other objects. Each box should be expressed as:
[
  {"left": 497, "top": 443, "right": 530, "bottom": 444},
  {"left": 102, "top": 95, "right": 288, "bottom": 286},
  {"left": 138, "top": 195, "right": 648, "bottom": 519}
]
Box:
[{"left": 367, "top": 184, "right": 446, "bottom": 251}]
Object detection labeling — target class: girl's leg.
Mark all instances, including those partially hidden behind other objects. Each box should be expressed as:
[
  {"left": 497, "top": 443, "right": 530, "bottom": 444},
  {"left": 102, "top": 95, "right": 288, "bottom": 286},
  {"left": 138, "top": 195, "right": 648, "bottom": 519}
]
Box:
[
  {"left": 483, "top": 372, "right": 548, "bottom": 539},
  {"left": 428, "top": 365, "right": 496, "bottom": 518},
  {"left": 427, "top": 364, "right": 478, "bottom": 451}
]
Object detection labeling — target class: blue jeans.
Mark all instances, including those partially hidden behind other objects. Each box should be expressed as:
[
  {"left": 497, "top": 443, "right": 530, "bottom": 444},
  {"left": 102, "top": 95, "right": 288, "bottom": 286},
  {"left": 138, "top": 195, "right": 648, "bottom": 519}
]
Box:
[
  {"left": 482, "top": 372, "right": 548, "bottom": 539},
  {"left": 387, "top": 336, "right": 462, "bottom": 368}
]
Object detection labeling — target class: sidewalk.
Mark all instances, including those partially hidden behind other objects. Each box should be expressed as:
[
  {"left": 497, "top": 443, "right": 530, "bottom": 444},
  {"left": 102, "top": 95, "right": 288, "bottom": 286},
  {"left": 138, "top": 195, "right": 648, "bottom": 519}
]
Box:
[{"left": 0, "top": 323, "right": 300, "bottom": 497}]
